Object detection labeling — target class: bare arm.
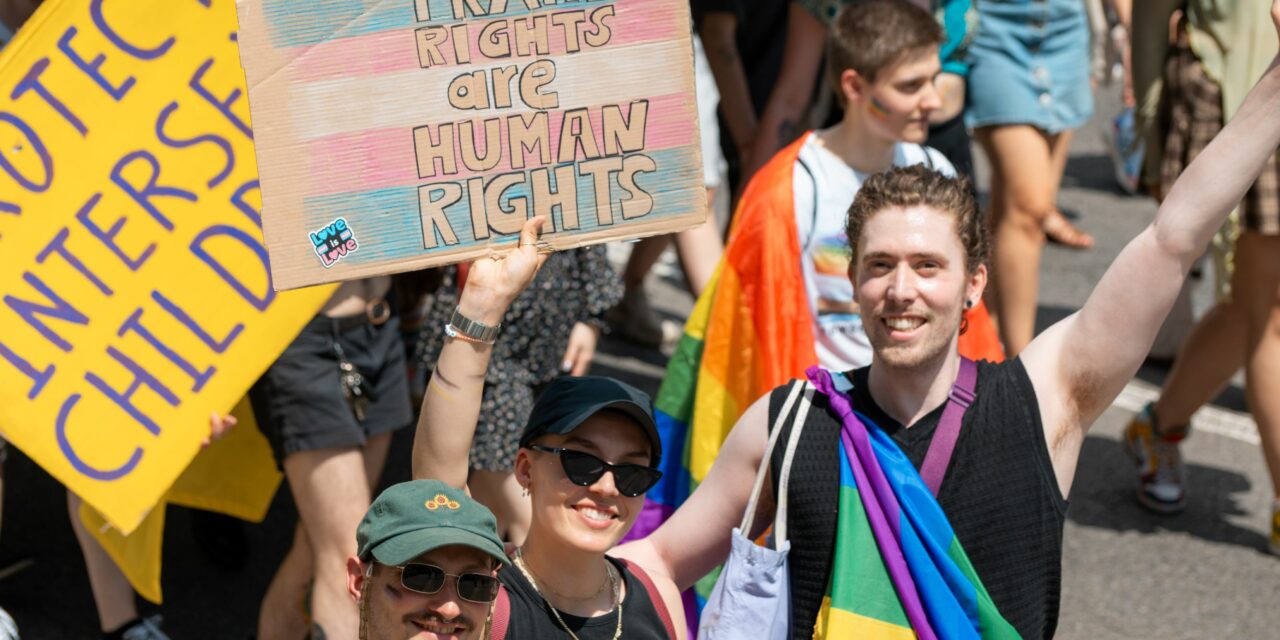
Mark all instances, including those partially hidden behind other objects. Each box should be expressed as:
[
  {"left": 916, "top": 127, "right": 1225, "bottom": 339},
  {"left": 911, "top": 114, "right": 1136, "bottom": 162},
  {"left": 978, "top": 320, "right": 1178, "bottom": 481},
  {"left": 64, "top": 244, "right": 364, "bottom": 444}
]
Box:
[
  {"left": 411, "top": 218, "right": 548, "bottom": 487},
  {"left": 698, "top": 12, "right": 758, "bottom": 155},
  {"left": 1022, "top": 5, "right": 1280, "bottom": 493},
  {"left": 614, "top": 394, "right": 772, "bottom": 589},
  {"left": 746, "top": 3, "right": 826, "bottom": 178}
]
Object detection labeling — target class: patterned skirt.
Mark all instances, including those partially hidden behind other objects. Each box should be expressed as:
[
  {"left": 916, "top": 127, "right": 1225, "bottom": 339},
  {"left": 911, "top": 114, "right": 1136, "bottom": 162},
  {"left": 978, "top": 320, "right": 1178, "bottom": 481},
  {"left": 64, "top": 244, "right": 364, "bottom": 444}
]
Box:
[{"left": 1160, "top": 37, "right": 1280, "bottom": 236}]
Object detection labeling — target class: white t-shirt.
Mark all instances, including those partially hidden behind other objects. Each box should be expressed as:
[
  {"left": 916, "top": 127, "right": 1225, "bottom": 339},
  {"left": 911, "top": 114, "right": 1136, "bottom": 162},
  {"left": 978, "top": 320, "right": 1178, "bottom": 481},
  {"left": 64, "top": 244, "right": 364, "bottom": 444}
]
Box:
[{"left": 792, "top": 133, "right": 955, "bottom": 371}]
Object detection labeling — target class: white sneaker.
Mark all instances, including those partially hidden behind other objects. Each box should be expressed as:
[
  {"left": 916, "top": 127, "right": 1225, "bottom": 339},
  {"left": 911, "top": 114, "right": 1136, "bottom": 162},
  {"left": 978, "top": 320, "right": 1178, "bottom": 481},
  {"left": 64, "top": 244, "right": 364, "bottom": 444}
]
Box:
[{"left": 0, "top": 606, "right": 17, "bottom": 640}]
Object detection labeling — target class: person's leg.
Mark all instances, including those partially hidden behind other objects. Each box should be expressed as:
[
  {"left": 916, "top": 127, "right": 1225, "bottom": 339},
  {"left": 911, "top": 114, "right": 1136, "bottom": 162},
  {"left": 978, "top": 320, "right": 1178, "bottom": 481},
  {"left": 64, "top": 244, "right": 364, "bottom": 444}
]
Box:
[
  {"left": 257, "top": 525, "right": 313, "bottom": 640},
  {"left": 622, "top": 235, "right": 672, "bottom": 292},
  {"left": 66, "top": 493, "right": 137, "bottom": 633},
  {"left": 1236, "top": 232, "right": 1280, "bottom": 499},
  {"left": 255, "top": 432, "right": 390, "bottom": 640},
  {"left": 1125, "top": 294, "right": 1248, "bottom": 513},
  {"left": 672, "top": 186, "right": 725, "bottom": 298},
  {"left": 976, "top": 124, "right": 1057, "bottom": 356},
  {"left": 282, "top": 446, "right": 375, "bottom": 639},
  {"left": 1151, "top": 300, "right": 1248, "bottom": 428},
  {"left": 468, "top": 468, "right": 532, "bottom": 545},
  {"left": 1044, "top": 129, "right": 1095, "bottom": 248}
]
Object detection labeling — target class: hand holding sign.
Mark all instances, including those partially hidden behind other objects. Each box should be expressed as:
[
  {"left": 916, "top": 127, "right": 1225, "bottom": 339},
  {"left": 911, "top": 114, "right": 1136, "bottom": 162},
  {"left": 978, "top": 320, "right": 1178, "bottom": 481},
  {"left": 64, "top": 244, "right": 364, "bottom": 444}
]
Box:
[{"left": 457, "top": 216, "right": 550, "bottom": 327}]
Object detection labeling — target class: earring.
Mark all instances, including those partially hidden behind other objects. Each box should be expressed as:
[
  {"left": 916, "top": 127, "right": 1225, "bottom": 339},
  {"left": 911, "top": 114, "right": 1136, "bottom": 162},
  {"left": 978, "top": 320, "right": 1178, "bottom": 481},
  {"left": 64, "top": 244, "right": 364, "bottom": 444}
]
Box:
[
  {"left": 521, "top": 486, "right": 529, "bottom": 498},
  {"left": 964, "top": 299, "right": 974, "bottom": 310}
]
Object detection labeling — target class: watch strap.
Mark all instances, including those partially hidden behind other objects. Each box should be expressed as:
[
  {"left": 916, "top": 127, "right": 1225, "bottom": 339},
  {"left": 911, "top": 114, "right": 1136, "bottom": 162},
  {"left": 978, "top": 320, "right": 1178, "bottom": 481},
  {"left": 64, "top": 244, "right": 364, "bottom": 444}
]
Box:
[{"left": 447, "top": 306, "right": 501, "bottom": 343}]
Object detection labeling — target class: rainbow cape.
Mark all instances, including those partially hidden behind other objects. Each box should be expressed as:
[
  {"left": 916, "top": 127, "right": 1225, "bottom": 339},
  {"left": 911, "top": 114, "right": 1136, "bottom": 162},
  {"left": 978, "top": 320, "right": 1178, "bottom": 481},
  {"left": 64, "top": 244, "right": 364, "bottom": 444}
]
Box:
[
  {"left": 622, "top": 135, "right": 1005, "bottom": 613},
  {"left": 809, "top": 366, "right": 1018, "bottom": 639}
]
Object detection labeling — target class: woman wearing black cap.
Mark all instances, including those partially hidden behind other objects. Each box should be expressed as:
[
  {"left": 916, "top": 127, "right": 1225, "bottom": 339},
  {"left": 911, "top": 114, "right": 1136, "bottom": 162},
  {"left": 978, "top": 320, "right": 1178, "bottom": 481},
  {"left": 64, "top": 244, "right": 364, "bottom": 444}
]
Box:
[{"left": 414, "top": 217, "right": 686, "bottom": 639}]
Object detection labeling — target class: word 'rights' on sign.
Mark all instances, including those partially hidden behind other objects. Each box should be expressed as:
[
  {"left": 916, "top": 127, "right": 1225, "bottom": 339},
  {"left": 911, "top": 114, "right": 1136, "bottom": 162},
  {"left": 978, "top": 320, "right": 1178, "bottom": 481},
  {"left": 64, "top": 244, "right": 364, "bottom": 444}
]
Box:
[{"left": 237, "top": 0, "right": 705, "bottom": 290}]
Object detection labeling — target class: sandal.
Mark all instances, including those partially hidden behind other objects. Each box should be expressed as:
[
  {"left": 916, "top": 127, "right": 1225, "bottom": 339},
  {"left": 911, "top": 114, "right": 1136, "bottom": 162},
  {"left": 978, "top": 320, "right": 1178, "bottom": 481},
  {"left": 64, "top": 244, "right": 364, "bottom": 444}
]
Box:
[{"left": 1043, "top": 209, "right": 1094, "bottom": 249}]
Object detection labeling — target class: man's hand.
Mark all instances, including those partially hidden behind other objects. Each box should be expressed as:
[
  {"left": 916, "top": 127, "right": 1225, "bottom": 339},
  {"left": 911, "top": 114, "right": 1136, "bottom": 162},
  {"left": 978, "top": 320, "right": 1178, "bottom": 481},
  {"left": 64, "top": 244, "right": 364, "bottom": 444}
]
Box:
[
  {"left": 560, "top": 322, "right": 599, "bottom": 375},
  {"left": 456, "top": 217, "right": 549, "bottom": 326}
]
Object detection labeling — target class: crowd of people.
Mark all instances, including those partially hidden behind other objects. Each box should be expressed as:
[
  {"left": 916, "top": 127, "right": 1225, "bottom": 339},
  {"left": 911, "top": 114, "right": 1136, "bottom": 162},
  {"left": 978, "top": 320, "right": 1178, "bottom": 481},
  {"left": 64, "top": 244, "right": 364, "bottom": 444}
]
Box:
[{"left": 2, "top": 0, "right": 1280, "bottom": 638}]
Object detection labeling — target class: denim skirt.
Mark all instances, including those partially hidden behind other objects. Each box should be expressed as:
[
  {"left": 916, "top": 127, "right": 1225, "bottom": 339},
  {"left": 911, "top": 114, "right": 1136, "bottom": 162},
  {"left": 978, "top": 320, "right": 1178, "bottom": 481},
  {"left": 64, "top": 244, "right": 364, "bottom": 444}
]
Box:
[{"left": 966, "top": 0, "right": 1093, "bottom": 133}]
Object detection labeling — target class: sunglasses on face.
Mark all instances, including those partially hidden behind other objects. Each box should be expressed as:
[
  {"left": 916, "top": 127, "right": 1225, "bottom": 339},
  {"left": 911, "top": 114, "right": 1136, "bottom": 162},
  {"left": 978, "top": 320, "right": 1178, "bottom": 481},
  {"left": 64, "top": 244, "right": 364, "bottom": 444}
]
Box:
[
  {"left": 527, "top": 445, "right": 662, "bottom": 498},
  {"left": 387, "top": 563, "right": 501, "bottom": 604}
]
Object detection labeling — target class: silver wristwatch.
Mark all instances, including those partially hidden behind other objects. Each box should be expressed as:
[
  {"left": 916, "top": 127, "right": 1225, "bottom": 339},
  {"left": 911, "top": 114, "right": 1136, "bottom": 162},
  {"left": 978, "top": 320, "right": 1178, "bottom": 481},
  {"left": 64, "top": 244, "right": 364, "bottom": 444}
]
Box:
[{"left": 445, "top": 306, "right": 501, "bottom": 343}]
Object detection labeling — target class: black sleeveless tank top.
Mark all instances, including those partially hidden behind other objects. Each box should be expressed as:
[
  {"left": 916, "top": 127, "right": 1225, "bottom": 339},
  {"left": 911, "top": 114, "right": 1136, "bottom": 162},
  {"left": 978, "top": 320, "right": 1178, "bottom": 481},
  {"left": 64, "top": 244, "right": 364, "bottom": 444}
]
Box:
[
  {"left": 768, "top": 359, "right": 1067, "bottom": 639},
  {"left": 496, "top": 556, "right": 671, "bottom": 639}
]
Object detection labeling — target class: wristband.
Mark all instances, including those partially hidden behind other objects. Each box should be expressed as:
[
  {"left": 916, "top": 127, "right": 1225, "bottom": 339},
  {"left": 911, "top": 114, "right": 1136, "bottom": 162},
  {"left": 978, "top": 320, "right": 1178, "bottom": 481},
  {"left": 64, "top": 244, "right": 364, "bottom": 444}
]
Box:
[{"left": 446, "top": 306, "right": 500, "bottom": 344}]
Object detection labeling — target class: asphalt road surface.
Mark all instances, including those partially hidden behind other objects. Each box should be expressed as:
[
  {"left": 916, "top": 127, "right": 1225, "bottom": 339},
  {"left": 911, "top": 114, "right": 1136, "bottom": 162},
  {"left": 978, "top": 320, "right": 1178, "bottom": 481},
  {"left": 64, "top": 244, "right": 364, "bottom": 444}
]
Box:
[{"left": 3, "top": 89, "right": 1277, "bottom": 639}]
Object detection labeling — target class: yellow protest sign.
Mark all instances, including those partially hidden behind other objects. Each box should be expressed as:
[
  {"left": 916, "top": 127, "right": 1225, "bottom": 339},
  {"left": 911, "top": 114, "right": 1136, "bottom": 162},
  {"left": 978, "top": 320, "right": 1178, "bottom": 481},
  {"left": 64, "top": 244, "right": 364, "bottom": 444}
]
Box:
[
  {"left": 82, "top": 396, "right": 279, "bottom": 603},
  {"left": 0, "top": 0, "right": 334, "bottom": 534}
]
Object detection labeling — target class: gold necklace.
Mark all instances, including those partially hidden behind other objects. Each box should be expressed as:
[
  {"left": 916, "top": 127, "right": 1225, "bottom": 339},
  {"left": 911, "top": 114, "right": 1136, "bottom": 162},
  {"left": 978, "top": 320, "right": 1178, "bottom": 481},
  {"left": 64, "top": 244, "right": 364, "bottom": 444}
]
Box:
[{"left": 513, "top": 548, "right": 622, "bottom": 640}]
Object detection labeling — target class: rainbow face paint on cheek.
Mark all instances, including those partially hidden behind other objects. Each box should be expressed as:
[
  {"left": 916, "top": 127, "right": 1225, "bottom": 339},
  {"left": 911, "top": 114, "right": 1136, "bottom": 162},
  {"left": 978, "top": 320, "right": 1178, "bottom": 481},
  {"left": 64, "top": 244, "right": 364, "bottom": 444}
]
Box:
[{"left": 868, "top": 96, "right": 892, "bottom": 121}]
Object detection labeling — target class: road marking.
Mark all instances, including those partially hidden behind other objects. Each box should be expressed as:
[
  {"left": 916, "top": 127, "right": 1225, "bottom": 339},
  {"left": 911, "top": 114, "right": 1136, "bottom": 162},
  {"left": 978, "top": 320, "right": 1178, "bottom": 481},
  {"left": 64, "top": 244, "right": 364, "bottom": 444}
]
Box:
[{"left": 1113, "top": 380, "right": 1260, "bottom": 445}]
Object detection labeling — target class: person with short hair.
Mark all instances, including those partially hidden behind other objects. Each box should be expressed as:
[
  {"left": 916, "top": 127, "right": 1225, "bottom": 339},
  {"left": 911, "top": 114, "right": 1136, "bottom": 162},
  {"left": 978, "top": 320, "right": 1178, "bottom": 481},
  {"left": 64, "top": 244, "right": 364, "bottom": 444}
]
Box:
[
  {"left": 612, "top": 2, "right": 1280, "bottom": 636},
  {"left": 627, "top": 0, "right": 1001, "bottom": 548},
  {"left": 414, "top": 218, "right": 686, "bottom": 639},
  {"left": 347, "top": 480, "right": 507, "bottom": 640}
]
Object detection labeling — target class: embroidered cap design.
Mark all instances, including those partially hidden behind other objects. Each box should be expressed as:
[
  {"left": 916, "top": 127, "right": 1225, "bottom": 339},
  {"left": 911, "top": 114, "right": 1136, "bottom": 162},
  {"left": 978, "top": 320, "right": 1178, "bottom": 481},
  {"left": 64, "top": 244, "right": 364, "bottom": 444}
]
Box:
[{"left": 425, "top": 494, "right": 461, "bottom": 511}]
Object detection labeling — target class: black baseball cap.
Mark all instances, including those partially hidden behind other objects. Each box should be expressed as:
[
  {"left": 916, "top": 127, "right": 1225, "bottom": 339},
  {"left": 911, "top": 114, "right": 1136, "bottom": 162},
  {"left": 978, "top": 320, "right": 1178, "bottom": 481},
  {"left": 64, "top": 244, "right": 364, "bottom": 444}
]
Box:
[{"left": 519, "top": 376, "right": 662, "bottom": 467}]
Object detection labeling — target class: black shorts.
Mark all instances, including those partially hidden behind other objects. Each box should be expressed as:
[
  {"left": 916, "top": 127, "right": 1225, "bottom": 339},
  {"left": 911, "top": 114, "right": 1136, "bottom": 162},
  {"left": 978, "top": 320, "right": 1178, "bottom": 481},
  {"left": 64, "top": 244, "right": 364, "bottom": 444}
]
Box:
[
  {"left": 250, "top": 311, "right": 413, "bottom": 467},
  {"left": 927, "top": 111, "right": 974, "bottom": 181}
]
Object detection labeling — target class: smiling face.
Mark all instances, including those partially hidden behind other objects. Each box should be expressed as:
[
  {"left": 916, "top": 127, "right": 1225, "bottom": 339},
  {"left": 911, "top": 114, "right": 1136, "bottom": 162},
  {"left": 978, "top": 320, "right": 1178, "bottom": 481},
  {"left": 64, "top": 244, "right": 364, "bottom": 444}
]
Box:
[
  {"left": 842, "top": 47, "right": 943, "bottom": 144},
  {"left": 853, "top": 204, "right": 986, "bottom": 370},
  {"left": 350, "top": 545, "right": 495, "bottom": 640},
  {"left": 515, "top": 411, "right": 653, "bottom": 553}
]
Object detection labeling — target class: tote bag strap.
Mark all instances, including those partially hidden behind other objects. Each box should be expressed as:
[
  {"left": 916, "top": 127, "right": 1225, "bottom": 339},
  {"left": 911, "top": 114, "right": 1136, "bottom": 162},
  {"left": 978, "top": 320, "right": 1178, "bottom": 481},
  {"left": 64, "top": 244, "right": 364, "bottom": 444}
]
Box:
[
  {"left": 740, "top": 380, "right": 806, "bottom": 534},
  {"left": 773, "top": 384, "right": 813, "bottom": 546}
]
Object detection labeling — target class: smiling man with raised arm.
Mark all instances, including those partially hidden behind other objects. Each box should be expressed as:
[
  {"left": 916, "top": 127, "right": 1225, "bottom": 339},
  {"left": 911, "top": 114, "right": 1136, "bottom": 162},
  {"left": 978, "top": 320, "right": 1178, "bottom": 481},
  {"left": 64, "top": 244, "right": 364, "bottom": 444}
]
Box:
[{"left": 613, "top": 3, "right": 1280, "bottom": 638}]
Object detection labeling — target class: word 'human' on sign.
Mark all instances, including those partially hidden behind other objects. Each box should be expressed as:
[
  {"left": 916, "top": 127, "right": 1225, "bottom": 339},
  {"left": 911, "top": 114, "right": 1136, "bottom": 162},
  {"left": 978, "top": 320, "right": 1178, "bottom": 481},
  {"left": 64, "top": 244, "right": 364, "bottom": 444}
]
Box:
[{"left": 236, "top": 0, "right": 705, "bottom": 290}]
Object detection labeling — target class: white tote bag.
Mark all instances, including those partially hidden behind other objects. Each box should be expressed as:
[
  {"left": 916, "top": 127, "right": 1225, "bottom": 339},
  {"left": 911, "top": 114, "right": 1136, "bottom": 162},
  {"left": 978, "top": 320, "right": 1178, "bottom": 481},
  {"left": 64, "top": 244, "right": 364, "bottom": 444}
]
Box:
[{"left": 697, "top": 381, "right": 814, "bottom": 639}]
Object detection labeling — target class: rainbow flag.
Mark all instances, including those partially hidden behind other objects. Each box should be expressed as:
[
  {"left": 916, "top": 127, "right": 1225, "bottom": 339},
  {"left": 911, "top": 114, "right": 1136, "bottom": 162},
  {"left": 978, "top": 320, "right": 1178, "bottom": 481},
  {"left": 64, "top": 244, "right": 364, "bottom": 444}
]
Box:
[
  {"left": 623, "top": 136, "right": 1005, "bottom": 615},
  {"left": 809, "top": 366, "right": 1017, "bottom": 639}
]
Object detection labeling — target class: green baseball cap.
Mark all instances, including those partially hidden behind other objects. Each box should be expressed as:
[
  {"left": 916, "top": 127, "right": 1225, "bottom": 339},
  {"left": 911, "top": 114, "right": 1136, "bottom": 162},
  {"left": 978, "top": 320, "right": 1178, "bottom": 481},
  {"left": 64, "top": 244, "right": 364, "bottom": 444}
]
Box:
[{"left": 357, "top": 480, "right": 508, "bottom": 567}]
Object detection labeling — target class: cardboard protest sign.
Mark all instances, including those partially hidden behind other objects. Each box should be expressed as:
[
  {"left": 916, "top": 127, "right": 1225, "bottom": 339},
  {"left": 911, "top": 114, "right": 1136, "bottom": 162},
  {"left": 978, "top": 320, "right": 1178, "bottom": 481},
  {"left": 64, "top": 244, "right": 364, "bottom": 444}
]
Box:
[
  {"left": 236, "top": 0, "right": 705, "bottom": 290},
  {"left": 0, "top": 0, "right": 334, "bottom": 534}
]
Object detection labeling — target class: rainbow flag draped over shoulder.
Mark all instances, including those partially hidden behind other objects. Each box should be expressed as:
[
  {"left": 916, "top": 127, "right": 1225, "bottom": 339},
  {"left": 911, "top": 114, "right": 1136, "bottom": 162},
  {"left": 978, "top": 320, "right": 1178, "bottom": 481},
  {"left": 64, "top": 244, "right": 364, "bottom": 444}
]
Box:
[
  {"left": 809, "top": 366, "right": 1017, "bottom": 639},
  {"left": 622, "top": 135, "right": 1004, "bottom": 604}
]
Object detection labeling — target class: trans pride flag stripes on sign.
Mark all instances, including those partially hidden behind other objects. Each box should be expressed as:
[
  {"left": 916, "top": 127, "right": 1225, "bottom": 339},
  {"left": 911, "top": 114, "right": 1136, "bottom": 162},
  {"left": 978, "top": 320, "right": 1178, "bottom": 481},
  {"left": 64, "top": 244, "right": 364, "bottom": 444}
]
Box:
[{"left": 236, "top": 0, "right": 706, "bottom": 288}]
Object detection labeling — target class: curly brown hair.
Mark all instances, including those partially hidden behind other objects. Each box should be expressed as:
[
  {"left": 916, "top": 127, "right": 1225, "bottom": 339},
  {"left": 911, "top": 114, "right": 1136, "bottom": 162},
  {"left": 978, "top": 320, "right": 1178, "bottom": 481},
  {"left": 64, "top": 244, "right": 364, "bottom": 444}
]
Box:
[{"left": 845, "top": 165, "right": 989, "bottom": 275}]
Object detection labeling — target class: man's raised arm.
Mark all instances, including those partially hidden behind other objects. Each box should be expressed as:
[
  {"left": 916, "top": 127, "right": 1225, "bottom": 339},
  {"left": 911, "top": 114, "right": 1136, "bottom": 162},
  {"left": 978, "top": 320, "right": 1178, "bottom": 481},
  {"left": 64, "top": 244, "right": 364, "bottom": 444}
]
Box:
[
  {"left": 1022, "top": 1, "right": 1280, "bottom": 492},
  {"left": 411, "top": 218, "right": 547, "bottom": 488}
]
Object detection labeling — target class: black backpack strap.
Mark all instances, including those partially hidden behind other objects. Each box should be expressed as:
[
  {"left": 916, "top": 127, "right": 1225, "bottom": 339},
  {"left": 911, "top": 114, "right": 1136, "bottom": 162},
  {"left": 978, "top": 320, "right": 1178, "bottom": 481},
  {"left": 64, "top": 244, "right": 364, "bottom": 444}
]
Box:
[
  {"left": 919, "top": 143, "right": 936, "bottom": 170},
  {"left": 489, "top": 584, "right": 510, "bottom": 639},
  {"left": 616, "top": 558, "right": 677, "bottom": 639},
  {"left": 794, "top": 157, "right": 820, "bottom": 253}
]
